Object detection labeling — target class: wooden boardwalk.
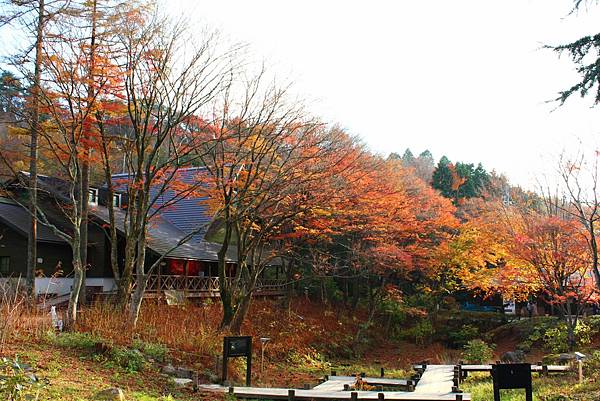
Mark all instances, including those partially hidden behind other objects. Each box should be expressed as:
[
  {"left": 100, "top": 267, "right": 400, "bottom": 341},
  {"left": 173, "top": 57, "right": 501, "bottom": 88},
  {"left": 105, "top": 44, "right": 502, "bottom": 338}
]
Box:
[
  {"left": 222, "top": 386, "right": 468, "bottom": 400},
  {"left": 459, "top": 364, "right": 569, "bottom": 373},
  {"left": 311, "top": 376, "right": 411, "bottom": 390},
  {"left": 413, "top": 365, "right": 454, "bottom": 395},
  {"left": 198, "top": 367, "right": 470, "bottom": 400}
]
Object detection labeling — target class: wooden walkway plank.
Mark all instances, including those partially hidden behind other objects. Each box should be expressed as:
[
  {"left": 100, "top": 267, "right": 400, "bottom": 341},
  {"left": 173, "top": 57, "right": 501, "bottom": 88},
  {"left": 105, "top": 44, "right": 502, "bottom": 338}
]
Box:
[
  {"left": 312, "top": 377, "right": 355, "bottom": 391},
  {"left": 228, "top": 386, "right": 470, "bottom": 400},
  {"left": 413, "top": 365, "right": 455, "bottom": 395},
  {"left": 325, "top": 376, "right": 410, "bottom": 387},
  {"left": 459, "top": 364, "right": 569, "bottom": 372}
]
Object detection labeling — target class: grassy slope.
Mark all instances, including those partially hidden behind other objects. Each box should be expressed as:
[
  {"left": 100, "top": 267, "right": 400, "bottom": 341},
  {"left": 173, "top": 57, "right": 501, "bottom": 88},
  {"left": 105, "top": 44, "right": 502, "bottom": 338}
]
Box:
[
  {"left": 461, "top": 372, "right": 600, "bottom": 401},
  {"left": 3, "top": 301, "right": 600, "bottom": 400}
]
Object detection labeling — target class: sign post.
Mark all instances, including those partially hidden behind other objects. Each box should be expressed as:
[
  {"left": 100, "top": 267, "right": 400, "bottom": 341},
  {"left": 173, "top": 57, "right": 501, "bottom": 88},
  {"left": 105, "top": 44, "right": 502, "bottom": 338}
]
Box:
[
  {"left": 492, "top": 363, "right": 532, "bottom": 401},
  {"left": 222, "top": 336, "right": 252, "bottom": 386}
]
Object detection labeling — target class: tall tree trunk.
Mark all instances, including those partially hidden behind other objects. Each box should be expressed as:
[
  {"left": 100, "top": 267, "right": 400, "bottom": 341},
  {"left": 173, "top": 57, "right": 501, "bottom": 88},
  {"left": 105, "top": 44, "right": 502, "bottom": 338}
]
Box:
[
  {"left": 219, "top": 214, "right": 234, "bottom": 329},
  {"left": 588, "top": 222, "right": 600, "bottom": 292},
  {"left": 79, "top": 0, "right": 98, "bottom": 304},
  {"left": 128, "top": 227, "right": 147, "bottom": 327},
  {"left": 283, "top": 258, "right": 295, "bottom": 313},
  {"left": 229, "top": 290, "right": 253, "bottom": 335},
  {"left": 100, "top": 133, "right": 120, "bottom": 290},
  {"left": 26, "top": 0, "right": 45, "bottom": 299},
  {"left": 67, "top": 226, "right": 83, "bottom": 326}
]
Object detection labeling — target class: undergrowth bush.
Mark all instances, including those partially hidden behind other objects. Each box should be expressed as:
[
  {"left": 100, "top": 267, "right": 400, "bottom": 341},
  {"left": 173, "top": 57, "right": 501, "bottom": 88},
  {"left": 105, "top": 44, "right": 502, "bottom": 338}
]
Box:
[
  {"left": 133, "top": 339, "right": 168, "bottom": 362},
  {"left": 0, "top": 356, "right": 46, "bottom": 400},
  {"left": 49, "top": 331, "right": 101, "bottom": 350},
  {"left": 402, "top": 319, "right": 434, "bottom": 345},
  {"left": 107, "top": 347, "right": 146, "bottom": 373},
  {"left": 447, "top": 324, "right": 479, "bottom": 348},
  {"left": 288, "top": 348, "right": 331, "bottom": 372},
  {"left": 462, "top": 339, "right": 495, "bottom": 363},
  {"left": 544, "top": 321, "right": 592, "bottom": 353}
]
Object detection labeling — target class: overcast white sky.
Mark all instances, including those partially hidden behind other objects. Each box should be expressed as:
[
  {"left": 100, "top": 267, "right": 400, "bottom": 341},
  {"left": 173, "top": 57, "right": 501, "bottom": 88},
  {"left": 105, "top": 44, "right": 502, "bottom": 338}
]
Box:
[{"left": 175, "top": 0, "right": 600, "bottom": 189}]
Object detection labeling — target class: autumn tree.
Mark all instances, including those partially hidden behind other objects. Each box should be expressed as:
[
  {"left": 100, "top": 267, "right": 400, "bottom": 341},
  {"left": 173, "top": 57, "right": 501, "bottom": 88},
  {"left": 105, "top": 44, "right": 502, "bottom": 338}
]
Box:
[
  {"left": 108, "top": 9, "right": 239, "bottom": 325},
  {"left": 0, "top": 0, "right": 53, "bottom": 296},
  {"left": 196, "top": 70, "right": 363, "bottom": 333},
  {"left": 287, "top": 154, "right": 457, "bottom": 322},
  {"left": 543, "top": 150, "right": 600, "bottom": 293},
  {"left": 510, "top": 213, "right": 598, "bottom": 349}
]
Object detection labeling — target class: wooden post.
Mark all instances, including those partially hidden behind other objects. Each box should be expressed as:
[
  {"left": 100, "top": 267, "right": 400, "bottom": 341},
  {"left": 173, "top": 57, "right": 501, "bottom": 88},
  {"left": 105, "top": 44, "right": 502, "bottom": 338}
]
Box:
[
  {"left": 407, "top": 380, "right": 414, "bottom": 391},
  {"left": 288, "top": 389, "right": 295, "bottom": 401},
  {"left": 331, "top": 370, "right": 337, "bottom": 377},
  {"left": 344, "top": 384, "right": 350, "bottom": 391},
  {"left": 578, "top": 360, "right": 583, "bottom": 384},
  {"left": 192, "top": 372, "right": 198, "bottom": 392},
  {"left": 157, "top": 265, "right": 162, "bottom": 295},
  {"left": 228, "top": 387, "right": 234, "bottom": 394},
  {"left": 380, "top": 367, "right": 385, "bottom": 377},
  {"left": 184, "top": 261, "right": 189, "bottom": 294},
  {"left": 377, "top": 393, "right": 385, "bottom": 401},
  {"left": 303, "top": 383, "right": 310, "bottom": 390},
  {"left": 455, "top": 395, "right": 463, "bottom": 401},
  {"left": 350, "top": 391, "right": 358, "bottom": 401},
  {"left": 542, "top": 365, "right": 548, "bottom": 376}
]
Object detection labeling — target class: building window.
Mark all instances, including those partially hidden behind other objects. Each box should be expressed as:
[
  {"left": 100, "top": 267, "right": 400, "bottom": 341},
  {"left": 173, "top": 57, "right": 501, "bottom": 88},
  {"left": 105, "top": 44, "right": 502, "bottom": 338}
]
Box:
[
  {"left": 0, "top": 256, "right": 9, "bottom": 275},
  {"left": 88, "top": 188, "right": 98, "bottom": 205},
  {"left": 113, "top": 193, "right": 122, "bottom": 208}
]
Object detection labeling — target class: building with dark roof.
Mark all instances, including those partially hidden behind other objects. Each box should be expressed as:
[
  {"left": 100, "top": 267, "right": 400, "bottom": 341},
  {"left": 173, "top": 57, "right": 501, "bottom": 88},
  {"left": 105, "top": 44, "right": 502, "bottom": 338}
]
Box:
[{"left": 0, "top": 169, "right": 284, "bottom": 299}]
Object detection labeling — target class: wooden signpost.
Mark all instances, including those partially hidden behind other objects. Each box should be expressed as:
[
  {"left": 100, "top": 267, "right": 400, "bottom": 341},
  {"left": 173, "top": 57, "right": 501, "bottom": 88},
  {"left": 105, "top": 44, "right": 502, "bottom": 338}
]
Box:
[
  {"left": 222, "top": 336, "right": 253, "bottom": 386},
  {"left": 492, "top": 363, "right": 532, "bottom": 401}
]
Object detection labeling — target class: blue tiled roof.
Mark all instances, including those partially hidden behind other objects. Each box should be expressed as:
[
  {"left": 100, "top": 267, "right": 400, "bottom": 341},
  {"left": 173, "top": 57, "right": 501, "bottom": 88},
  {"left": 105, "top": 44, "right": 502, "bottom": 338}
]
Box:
[{"left": 113, "top": 167, "right": 214, "bottom": 242}]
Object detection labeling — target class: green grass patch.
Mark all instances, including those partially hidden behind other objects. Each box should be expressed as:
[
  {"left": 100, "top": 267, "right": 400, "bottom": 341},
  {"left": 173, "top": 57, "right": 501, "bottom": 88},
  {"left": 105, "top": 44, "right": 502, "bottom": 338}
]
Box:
[{"left": 461, "top": 372, "right": 600, "bottom": 401}]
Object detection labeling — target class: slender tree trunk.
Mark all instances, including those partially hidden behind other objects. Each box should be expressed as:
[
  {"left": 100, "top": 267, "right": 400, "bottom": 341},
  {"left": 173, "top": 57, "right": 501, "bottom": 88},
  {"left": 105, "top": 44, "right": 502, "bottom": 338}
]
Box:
[
  {"left": 219, "top": 214, "right": 234, "bottom": 329},
  {"left": 79, "top": 0, "right": 98, "bottom": 304},
  {"left": 589, "top": 222, "right": 600, "bottom": 292},
  {"left": 100, "top": 137, "right": 120, "bottom": 288},
  {"left": 283, "top": 258, "right": 295, "bottom": 312},
  {"left": 129, "top": 226, "right": 147, "bottom": 327},
  {"left": 229, "top": 290, "right": 253, "bottom": 334},
  {"left": 26, "top": 0, "right": 45, "bottom": 299},
  {"left": 67, "top": 227, "right": 83, "bottom": 326}
]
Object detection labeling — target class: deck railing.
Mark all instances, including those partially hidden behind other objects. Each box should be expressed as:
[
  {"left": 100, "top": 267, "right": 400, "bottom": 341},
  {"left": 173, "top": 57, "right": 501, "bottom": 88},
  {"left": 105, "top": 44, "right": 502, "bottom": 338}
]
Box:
[{"left": 138, "top": 274, "right": 286, "bottom": 297}]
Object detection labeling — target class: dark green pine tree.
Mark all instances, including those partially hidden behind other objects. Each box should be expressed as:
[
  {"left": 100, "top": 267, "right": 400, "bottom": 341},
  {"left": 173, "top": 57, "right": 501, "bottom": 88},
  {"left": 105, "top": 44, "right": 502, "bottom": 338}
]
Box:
[
  {"left": 432, "top": 156, "right": 454, "bottom": 198},
  {"left": 550, "top": 2, "right": 600, "bottom": 105},
  {"left": 0, "top": 71, "right": 24, "bottom": 114},
  {"left": 402, "top": 148, "right": 415, "bottom": 164}
]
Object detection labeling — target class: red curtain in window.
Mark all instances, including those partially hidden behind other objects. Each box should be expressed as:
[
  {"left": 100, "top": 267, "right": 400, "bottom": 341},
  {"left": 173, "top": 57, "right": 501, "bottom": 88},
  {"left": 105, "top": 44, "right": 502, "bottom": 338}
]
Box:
[
  {"left": 167, "top": 259, "right": 185, "bottom": 275},
  {"left": 187, "top": 260, "right": 200, "bottom": 276}
]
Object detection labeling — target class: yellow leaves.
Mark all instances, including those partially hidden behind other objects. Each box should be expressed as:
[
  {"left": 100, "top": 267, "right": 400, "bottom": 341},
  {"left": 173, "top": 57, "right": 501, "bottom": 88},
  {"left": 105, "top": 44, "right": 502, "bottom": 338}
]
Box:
[{"left": 7, "top": 126, "right": 28, "bottom": 137}]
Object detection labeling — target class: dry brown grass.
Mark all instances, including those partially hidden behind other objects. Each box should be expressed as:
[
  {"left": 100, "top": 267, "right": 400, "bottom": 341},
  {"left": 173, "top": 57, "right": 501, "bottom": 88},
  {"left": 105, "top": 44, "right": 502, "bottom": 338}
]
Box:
[
  {"left": 72, "top": 298, "right": 368, "bottom": 368},
  {"left": 0, "top": 279, "right": 51, "bottom": 352}
]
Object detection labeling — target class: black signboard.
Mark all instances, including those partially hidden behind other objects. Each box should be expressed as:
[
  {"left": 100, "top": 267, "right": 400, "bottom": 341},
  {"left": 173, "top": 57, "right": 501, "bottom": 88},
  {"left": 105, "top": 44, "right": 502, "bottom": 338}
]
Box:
[
  {"left": 492, "top": 363, "right": 532, "bottom": 401},
  {"left": 222, "top": 336, "right": 252, "bottom": 386}
]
